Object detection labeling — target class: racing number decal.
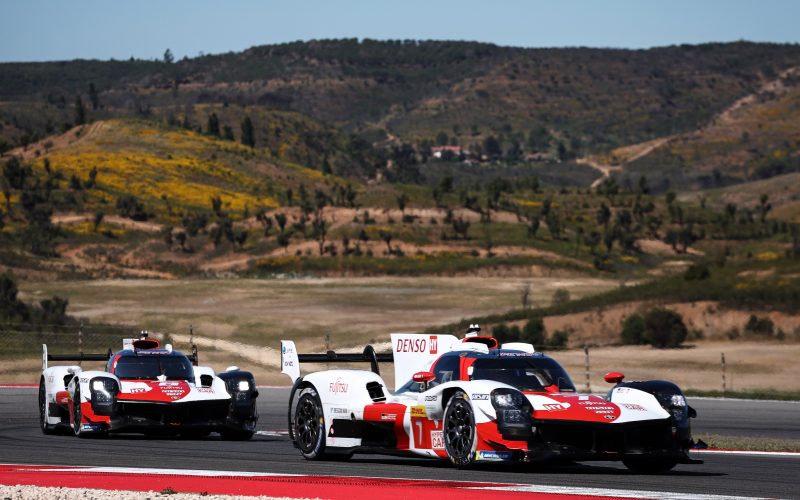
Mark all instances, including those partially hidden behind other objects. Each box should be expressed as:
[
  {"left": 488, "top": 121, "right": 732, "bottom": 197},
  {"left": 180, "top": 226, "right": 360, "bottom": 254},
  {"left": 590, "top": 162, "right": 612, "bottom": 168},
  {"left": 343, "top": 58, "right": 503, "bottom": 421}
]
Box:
[{"left": 414, "top": 420, "right": 424, "bottom": 448}]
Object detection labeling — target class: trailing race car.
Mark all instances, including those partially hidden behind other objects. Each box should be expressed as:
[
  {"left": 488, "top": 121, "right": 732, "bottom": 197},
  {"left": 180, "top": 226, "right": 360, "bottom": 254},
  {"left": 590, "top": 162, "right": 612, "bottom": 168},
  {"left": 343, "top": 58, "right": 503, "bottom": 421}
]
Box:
[
  {"left": 39, "top": 333, "right": 259, "bottom": 439},
  {"left": 281, "top": 327, "right": 701, "bottom": 472}
]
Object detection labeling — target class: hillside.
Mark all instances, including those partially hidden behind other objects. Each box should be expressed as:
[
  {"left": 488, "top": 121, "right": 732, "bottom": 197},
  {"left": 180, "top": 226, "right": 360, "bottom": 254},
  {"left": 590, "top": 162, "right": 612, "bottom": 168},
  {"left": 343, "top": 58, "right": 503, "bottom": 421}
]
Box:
[
  {"left": 3, "top": 40, "right": 800, "bottom": 160},
  {"left": 613, "top": 67, "right": 800, "bottom": 192}
]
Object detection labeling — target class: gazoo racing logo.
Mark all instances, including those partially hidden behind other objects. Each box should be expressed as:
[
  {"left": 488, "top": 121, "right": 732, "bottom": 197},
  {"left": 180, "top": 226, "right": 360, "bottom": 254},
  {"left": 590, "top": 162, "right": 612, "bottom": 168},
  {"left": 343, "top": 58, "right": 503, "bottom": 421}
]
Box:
[
  {"left": 396, "top": 335, "right": 439, "bottom": 354},
  {"left": 329, "top": 378, "right": 349, "bottom": 395}
]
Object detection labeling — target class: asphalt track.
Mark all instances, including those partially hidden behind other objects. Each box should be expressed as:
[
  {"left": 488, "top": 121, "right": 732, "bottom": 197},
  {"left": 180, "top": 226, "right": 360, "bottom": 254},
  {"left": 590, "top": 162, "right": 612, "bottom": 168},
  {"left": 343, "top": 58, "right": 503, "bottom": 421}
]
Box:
[{"left": 1, "top": 387, "right": 798, "bottom": 499}]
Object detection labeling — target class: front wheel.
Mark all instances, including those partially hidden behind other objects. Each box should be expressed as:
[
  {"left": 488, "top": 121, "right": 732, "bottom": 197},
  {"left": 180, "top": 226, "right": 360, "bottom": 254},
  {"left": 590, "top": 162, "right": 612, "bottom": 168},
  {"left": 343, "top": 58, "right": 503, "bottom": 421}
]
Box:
[
  {"left": 72, "top": 387, "right": 86, "bottom": 437},
  {"left": 622, "top": 458, "right": 678, "bottom": 474},
  {"left": 443, "top": 391, "right": 477, "bottom": 467},
  {"left": 294, "top": 389, "right": 326, "bottom": 459},
  {"left": 39, "top": 377, "right": 56, "bottom": 435}
]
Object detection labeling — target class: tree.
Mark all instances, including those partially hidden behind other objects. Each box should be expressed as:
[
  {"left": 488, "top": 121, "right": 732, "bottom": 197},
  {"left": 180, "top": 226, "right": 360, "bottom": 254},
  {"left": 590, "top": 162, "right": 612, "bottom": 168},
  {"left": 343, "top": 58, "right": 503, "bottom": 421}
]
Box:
[
  {"left": 92, "top": 211, "right": 104, "bottom": 232},
  {"left": 207, "top": 113, "right": 220, "bottom": 137},
  {"left": 0, "top": 273, "right": 29, "bottom": 324},
  {"left": 483, "top": 136, "right": 502, "bottom": 159},
  {"left": 551, "top": 289, "right": 570, "bottom": 307},
  {"left": 521, "top": 318, "right": 546, "bottom": 346},
  {"left": 380, "top": 230, "right": 393, "bottom": 255},
  {"left": 621, "top": 314, "right": 646, "bottom": 345},
  {"left": 88, "top": 83, "right": 100, "bottom": 110},
  {"left": 163, "top": 48, "right": 174, "bottom": 64},
  {"left": 452, "top": 217, "right": 470, "bottom": 240},
  {"left": 396, "top": 193, "right": 409, "bottom": 215},
  {"left": 222, "top": 124, "right": 235, "bottom": 141},
  {"left": 436, "top": 131, "right": 449, "bottom": 146},
  {"left": 527, "top": 216, "right": 540, "bottom": 239},
  {"left": 312, "top": 216, "right": 328, "bottom": 255},
  {"left": 274, "top": 213, "right": 288, "bottom": 234},
  {"left": 643, "top": 308, "right": 687, "bottom": 348},
  {"left": 241, "top": 116, "right": 255, "bottom": 148},
  {"left": 74, "top": 96, "right": 86, "bottom": 126}
]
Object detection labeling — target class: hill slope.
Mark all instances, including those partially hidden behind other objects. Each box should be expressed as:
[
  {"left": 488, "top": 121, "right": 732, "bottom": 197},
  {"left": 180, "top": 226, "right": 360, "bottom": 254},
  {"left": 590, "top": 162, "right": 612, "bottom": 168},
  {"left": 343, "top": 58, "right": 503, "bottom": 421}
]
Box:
[{"left": 3, "top": 40, "right": 800, "bottom": 158}]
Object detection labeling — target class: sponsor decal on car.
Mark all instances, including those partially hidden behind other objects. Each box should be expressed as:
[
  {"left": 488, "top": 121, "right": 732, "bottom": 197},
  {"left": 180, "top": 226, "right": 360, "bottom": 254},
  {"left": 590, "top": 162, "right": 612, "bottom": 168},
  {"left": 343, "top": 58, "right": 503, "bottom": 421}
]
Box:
[
  {"left": 380, "top": 413, "right": 396, "bottom": 421},
  {"left": 424, "top": 395, "right": 438, "bottom": 402},
  {"left": 429, "top": 335, "right": 438, "bottom": 354},
  {"left": 121, "top": 381, "right": 153, "bottom": 394},
  {"left": 541, "top": 402, "right": 570, "bottom": 411},
  {"left": 622, "top": 403, "right": 646, "bottom": 411},
  {"left": 470, "top": 393, "right": 489, "bottom": 401},
  {"left": 395, "top": 337, "right": 429, "bottom": 353},
  {"left": 410, "top": 406, "right": 427, "bottom": 418},
  {"left": 197, "top": 387, "right": 215, "bottom": 393},
  {"left": 476, "top": 450, "right": 513, "bottom": 461},
  {"left": 498, "top": 352, "right": 534, "bottom": 357},
  {"left": 431, "top": 430, "right": 444, "bottom": 449},
  {"left": 330, "top": 407, "right": 348, "bottom": 414},
  {"left": 158, "top": 381, "right": 189, "bottom": 400},
  {"left": 329, "top": 378, "right": 349, "bottom": 395}
]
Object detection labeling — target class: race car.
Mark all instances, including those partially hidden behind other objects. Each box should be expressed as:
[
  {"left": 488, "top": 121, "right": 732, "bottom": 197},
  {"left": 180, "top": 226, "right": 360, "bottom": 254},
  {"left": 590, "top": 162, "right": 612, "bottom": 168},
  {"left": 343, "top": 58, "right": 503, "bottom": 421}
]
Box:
[
  {"left": 281, "top": 327, "right": 701, "bottom": 472},
  {"left": 39, "top": 333, "right": 259, "bottom": 439}
]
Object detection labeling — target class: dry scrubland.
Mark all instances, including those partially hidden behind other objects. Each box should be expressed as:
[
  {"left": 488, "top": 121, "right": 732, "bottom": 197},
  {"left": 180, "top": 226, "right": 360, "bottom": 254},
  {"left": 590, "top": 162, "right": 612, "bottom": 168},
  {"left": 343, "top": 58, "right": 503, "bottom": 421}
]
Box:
[{"left": 8, "top": 277, "right": 798, "bottom": 393}]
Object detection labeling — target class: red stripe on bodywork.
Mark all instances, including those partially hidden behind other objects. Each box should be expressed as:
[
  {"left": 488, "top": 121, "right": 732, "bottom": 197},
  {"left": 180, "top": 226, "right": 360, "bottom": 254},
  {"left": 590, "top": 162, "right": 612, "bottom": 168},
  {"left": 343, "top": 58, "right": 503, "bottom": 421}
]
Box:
[{"left": 0, "top": 465, "right": 619, "bottom": 499}]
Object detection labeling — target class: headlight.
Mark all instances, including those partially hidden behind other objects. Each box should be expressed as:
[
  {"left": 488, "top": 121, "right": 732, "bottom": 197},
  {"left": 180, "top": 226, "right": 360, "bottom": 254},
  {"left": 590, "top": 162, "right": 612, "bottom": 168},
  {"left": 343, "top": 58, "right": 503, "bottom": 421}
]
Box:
[
  {"left": 491, "top": 389, "right": 528, "bottom": 408},
  {"left": 92, "top": 380, "right": 105, "bottom": 391},
  {"left": 670, "top": 394, "right": 686, "bottom": 407},
  {"left": 237, "top": 380, "right": 250, "bottom": 392}
]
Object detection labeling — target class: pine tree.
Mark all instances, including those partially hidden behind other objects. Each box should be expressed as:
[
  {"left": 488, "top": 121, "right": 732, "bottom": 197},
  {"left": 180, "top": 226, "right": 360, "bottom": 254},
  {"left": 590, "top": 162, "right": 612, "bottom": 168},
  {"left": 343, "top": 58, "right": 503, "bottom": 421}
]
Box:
[
  {"left": 241, "top": 116, "right": 255, "bottom": 148},
  {"left": 88, "top": 83, "right": 99, "bottom": 110},
  {"left": 207, "top": 113, "right": 220, "bottom": 137},
  {"left": 74, "top": 96, "right": 86, "bottom": 126}
]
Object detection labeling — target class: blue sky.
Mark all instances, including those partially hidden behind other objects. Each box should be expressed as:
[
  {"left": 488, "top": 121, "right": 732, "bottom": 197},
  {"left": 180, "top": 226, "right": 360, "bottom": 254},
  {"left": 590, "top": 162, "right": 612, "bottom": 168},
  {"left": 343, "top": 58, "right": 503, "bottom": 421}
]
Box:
[{"left": 2, "top": 0, "right": 799, "bottom": 62}]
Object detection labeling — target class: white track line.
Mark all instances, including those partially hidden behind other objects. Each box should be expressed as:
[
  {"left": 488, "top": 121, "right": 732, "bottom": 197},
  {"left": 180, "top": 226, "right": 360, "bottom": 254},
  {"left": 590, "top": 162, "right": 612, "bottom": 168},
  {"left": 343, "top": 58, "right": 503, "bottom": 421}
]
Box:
[
  {"left": 693, "top": 449, "right": 800, "bottom": 458},
  {"left": 470, "top": 484, "right": 766, "bottom": 500}
]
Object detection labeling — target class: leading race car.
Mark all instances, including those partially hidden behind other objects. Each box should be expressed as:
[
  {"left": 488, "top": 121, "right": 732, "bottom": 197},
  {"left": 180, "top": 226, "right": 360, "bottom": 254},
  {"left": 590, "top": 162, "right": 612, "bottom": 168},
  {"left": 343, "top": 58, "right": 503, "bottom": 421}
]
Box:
[
  {"left": 39, "top": 333, "right": 259, "bottom": 439},
  {"left": 281, "top": 327, "right": 701, "bottom": 472}
]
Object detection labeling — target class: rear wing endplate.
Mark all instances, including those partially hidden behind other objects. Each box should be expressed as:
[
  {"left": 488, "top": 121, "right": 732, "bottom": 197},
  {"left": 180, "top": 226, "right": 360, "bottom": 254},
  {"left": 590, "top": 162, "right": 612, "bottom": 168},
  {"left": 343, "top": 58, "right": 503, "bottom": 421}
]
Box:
[{"left": 280, "top": 340, "right": 393, "bottom": 382}]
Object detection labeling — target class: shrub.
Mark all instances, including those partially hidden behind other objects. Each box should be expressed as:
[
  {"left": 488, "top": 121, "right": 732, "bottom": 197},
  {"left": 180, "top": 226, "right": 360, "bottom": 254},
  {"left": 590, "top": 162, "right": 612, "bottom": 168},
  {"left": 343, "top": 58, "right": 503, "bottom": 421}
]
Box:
[
  {"left": 684, "top": 264, "right": 710, "bottom": 281},
  {"left": 492, "top": 323, "right": 521, "bottom": 344},
  {"left": 551, "top": 289, "right": 571, "bottom": 307},
  {"left": 521, "top": 317, "right": 546, "bottom": 346},
  {"left": 643, "top": 308, "right": 687, "bottom": 348},
  {"left": 621, "top": 313, "right": 646, "bottom": 345},
  {"left": 548, "top": 330, "right": 569, "bottom": 348},
  {"left": 744, "top": 315, "right": 774, "bottom": 336}
]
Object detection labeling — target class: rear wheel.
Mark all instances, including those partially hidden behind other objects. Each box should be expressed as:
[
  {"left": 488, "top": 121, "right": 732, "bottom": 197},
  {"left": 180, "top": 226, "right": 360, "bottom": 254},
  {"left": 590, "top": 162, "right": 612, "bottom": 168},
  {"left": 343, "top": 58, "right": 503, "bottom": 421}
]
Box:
[
  {"left": 443, "top": 391, "right": 477, "bottom": 467},
  {"left": 622, "top": 458, "right": 678, "bottom": 474},
  {"left": 38, "top": 377, "right": 56, "bottom": 435},
  {"left": 294, "top": 389, "right": 327, "bottom": 459}
]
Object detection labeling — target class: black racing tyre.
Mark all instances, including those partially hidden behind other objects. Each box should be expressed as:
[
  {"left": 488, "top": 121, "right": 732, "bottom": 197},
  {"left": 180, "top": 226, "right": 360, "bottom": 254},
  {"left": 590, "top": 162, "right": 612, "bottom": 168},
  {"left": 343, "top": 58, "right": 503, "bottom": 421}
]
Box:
[
  {"left": 443, "top": 391, "right": 477, "bottom": 467},
  {"left": 39, "top": 377, "right": 56, "bottom": 435},
  {"left": 294, "top": 389, "right": 327, "bottom": 460},
  {"left": 622, "top": 458, "right": 678, "bottom": 474}
]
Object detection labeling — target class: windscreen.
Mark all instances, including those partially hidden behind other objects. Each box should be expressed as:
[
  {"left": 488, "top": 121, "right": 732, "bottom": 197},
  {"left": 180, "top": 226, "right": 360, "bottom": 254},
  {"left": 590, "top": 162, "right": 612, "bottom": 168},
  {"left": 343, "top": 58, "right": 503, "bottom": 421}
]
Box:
[
  {"left": 471, "top": 357, "right": 576, "bottom": 392},
  {"left": 114, "top": 355, "right": 194, "bottom": 381}
]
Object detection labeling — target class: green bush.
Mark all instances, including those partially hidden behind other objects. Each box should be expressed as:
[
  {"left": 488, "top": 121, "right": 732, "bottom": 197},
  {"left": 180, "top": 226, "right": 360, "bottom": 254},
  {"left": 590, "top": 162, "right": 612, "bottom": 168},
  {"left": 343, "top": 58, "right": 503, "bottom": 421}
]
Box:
[
  {"left": 621, "top": 313, "right": 646, "bottom": 345},
  {"left": 643, "top": 308, "right": 687, "bottom": 348},
  {"left": 684, "top": 264, "right": 710, "bottom": 281},
  {"left": 521, "top": 317, "right": 546, "bottom": 346},
  {"left": 744, "top": 314, "right": 774, "bottom": 336},
  {"left": 491, "top": 323, "right": 520, "bottom": 344},
  {"left": 548, "top": 330, "right": 569, "bottom": 348}
]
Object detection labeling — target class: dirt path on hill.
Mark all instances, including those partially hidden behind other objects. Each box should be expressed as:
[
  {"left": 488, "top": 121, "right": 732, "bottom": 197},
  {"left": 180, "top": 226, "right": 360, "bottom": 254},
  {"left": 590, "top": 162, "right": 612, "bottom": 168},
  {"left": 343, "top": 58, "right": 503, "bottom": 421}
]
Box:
[
  {"left": 52, "top": 213, "right": 164, "bottom": 233},
  {"left": 4, "top": 122, "right": 109, "bottom": 160}
]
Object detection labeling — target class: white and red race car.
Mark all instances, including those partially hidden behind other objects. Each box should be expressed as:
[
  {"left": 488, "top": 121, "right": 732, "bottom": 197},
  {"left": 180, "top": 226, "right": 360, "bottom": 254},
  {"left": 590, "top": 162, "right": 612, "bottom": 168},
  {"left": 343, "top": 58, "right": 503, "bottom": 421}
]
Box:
[
  {"left": 281, "top": 329, "right": 701, "bottom": 472},
  {"left": 39, "top": 333, "right": 259, "bottom": 439}
]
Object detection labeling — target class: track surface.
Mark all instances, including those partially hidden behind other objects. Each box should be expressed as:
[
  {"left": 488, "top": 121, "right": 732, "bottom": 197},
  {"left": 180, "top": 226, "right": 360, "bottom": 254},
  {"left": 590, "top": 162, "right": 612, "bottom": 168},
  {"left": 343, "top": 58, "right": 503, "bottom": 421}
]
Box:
[{"left": 1, "top": 388, "right": 798, "bottom": 499}]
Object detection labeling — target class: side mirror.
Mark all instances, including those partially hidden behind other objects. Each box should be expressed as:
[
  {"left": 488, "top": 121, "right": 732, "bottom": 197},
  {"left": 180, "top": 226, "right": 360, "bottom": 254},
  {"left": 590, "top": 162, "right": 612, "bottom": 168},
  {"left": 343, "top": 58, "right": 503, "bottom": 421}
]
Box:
[
  {"left": 200, "top": 374, "right": 213, "bottom": 388},
  {"left": 412, "top": 371, "right": 435, "bottom": 391},
  {"left": 688, "top": 406, "right": 697, "bottom": 419},
  {"left": 604, "top": 372, "right": 625, "bottom": 384}
]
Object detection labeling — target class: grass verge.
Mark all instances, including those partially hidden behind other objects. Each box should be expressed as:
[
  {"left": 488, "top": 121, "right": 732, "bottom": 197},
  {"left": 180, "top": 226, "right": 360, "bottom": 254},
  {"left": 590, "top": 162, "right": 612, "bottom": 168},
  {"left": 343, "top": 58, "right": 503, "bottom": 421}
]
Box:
[{"left": 695, "top": 433, "right": 800, "bottom": 452}]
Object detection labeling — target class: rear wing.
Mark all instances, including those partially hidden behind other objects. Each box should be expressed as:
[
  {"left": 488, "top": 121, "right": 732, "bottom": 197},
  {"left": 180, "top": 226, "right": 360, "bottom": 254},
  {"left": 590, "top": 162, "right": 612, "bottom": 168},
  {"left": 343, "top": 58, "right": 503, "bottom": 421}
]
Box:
[
  {"left": 280, "top": 340, "right": 393, "bottom": 382},
  {"left": 42, "top": 343, "right": 199, "bottom": 370},
  {"left": 282, "top": 333, "right": 460, "bottom": 391}
]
